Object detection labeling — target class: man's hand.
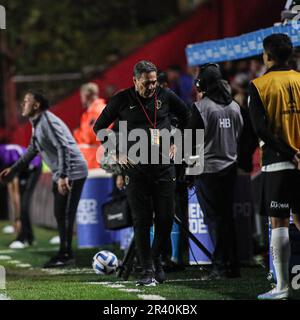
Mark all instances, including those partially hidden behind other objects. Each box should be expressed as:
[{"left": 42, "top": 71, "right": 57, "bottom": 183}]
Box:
[
  {"left": 0, "top": 167, "right": 12, "bottom": 184},
  {"left": 111, "top": 153, "right": 135, "bottom": 169},
  {"left": 294, "top": 152, "right": 300, "bottom": 170},
  {"left": 169, "top": 144, "right": 177, "bottom": 160},
  {"left": 58, "top": 177, "right": 71, "bottom": 196}
]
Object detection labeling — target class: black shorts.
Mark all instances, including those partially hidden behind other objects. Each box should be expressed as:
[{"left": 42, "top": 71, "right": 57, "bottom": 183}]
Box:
[{"left": 261, "top": 169, "right": 300, "bottom": 218}]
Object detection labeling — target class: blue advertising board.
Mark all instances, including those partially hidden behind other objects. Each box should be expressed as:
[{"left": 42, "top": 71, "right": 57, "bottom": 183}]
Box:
[
  {"left": 76, "top": 171, "right": 120, "bottom": 247},
  {"left": 186, "top": 21, "right": 300, "bottom": 66}
]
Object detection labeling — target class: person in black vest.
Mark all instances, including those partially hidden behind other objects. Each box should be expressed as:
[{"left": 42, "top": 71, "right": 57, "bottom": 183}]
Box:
[
  {"left": 189, "top": 64, "right": 244, "bottom": 280},
  {"left": 93, "top": 60, "right": 190, "bottom": 286}
]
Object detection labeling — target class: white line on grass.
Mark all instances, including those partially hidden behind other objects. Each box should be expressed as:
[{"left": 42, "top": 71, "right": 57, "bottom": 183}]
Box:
[
  {"left": 138, "top": 294, "right": 166, "bottom": 300},
  {"left": 0, "top": 255, "right": 12, "bottom": 260},
  {"left": 119, "top": 289, "right": 144, "bottom": 293},
  {"left": 42, "top": 268, "right": 94, "bottom": 275},
  {"left": 7, "top": 260, "right": 22, "bottom": 264},
  {"left": 87, "top": 278, "right": 203, "bottom": 285},
  {"left": 89, "top": 280, "right": 166, "bottom": 300},
  {"left": 0, "top": 293, "right": 11, "bottom": 300},
  {"left": 105, "top": 284, "right": 125, "bottom": 288},
  {"left": 16, "top": 263, "right": 32, "bottom": 268},
  {"left": 0, "top": 250, "right": 15, "bottom": 254}
]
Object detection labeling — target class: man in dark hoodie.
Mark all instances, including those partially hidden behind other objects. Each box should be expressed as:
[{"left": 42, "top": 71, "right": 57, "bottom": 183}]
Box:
[{"left": 189, "top": 63, "right": 244, "bottom": 280}]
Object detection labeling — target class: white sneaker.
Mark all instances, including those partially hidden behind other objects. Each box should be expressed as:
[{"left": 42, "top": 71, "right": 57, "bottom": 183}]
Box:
[
  {"left": 258, "top": 287, "right": 290, "bottom": 300},
  {"left": 49, "top": 236, "right": 60, "bottom": 245},
  {"left": 2, "top": 225, "right": 15, "bottom": 234},
  {"left": 9, "top": 241, "right": 29, "bottom": 249}
]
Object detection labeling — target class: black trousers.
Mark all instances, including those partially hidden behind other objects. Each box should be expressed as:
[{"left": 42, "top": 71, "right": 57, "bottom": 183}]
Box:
[
  {"left": 125, "top": 165, "right": 176, "bottom": 272},
  {"left": 17, "top": 166, "right": 42, "bottom": 243},
  {"left": 52, "top": 178, "right": 86, "bottom": 254},
  {"left": 196, "top": 163, "right": 239, "bottom": 273}
]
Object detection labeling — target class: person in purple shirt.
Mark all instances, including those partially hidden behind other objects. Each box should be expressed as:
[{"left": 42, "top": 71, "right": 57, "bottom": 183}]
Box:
[{"left": 0, "top": 144, "right": 42, "bottom": 248}]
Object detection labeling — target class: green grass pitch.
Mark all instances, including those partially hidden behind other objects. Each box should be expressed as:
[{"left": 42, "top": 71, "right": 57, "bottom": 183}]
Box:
[{"left": 0, "top": 221, "right": 299, "bottom": 300}]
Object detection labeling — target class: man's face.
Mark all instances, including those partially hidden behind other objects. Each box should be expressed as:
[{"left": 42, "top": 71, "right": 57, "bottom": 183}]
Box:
[
  {"left": 80, "top": 90, "right": 95, "bottom": 108},
  {"left": 21, "top": 94, "right": 39, "bottom": 117},
  {"left": 133, "top": 71, "right": 157, "bottom": 98}
]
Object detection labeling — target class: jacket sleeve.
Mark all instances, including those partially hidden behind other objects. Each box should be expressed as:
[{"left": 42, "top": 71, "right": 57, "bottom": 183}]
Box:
[
  {"left": 10, "top": 139, "right": 39, "bottom": 178},
  {"left": 248, "top": 83, "right": 296, "bottom": 160},
  {"left": 44, "top": 114, "right": 70, "bottom": 178}
]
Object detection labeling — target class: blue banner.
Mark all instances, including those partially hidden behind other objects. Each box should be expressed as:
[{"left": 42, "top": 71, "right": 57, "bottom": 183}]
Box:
[
  {"left": 188, "top": 190, "right": 214, "bottom": 265},
  {"left": 76, "top": 176, "right": 120, "bottom": 247},
  {"left": 186, "top": 21, "right": 300, "bottom": 66}
]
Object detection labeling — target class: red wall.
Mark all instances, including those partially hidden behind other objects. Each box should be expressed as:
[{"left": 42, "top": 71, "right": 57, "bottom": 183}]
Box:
[{"left": 8, "top": 0, "right": 285, "bottom": 145}]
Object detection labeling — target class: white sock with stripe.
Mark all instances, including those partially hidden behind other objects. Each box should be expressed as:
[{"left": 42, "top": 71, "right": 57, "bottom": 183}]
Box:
[{"left": 271, "top": 227, "right": 290, "bottom": 291}]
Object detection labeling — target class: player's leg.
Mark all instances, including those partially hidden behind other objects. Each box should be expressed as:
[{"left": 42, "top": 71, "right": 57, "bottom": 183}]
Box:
[
  {"left": 152, "top": 179, "right": 176, "bottom": 283},
  {"left": 196, "top": 172, "right": 227, "bottom": 278},
  {"left": 64, "top": 178, "right": 86, "bottom": 255},
  {"left": 18, "top": 167, "right": 41, "bottom": 245},
  {"left": 258, "top": 170, "right": 292, "bottom": 300},
  {"left": 220, "top": 163, "right": 239, "bottom": 277},
  {"left": 125, "top": 171, "right": 154, "bottom": 286},
  {"left": 271, "top": 217, "right": 290, "bottom": 288},
  {"left": 43, "top": 181, "right": 68, "bottom": 268}
]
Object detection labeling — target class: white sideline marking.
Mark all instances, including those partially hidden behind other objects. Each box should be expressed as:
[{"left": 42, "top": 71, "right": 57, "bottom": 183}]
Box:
[
  {"left": 0, "top": 255, "right": 12, "bottom": 260},
  {"left": 42, "top": 268, "right": 93, "bottom": 275},
  {"left": 7, "top": 260, "right": 21, "bottom": 264},
  {"left": 138, "top": 294, "right": 166, "bottom": 300},
  {"left": 88, "top": 278, "right": 202, "bottom": 285},
  {"left": 119, "top": 289, "right": 143, "bottom": 293},
  {"left": 105, "top": 284, "right": 125, "bottom": 288},
  {"left": 0, "top": 293, "right": 11, "bottom": 300},
  {"left": 17, "top": 264, "right": 31, "bottom": 268},
  {"left": 0, "top": 250, "right": 14, "bottom": 254}
]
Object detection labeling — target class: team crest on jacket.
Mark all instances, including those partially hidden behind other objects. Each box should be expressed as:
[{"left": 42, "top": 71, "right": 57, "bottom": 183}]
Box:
[
  {"left": 125, "top": 175, "right": 130, "bottom": 185},
  {"left": 156, "top": 99, "right": 162, "bottom": 110}
]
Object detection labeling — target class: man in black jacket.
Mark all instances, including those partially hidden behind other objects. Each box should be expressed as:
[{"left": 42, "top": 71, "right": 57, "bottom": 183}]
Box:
[{"left": 93, "top": 60, "right": 190, "bottom": 286}]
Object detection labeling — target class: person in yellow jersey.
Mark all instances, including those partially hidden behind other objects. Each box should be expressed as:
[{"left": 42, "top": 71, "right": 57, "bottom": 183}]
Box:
[{"left": 249, "top": 33, "right": 300, "bottom": 300}]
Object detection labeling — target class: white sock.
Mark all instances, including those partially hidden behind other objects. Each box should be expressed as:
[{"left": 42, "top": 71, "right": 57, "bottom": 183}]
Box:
[{"left": 271, "top": 227, "right": 290, "bottom": 291}]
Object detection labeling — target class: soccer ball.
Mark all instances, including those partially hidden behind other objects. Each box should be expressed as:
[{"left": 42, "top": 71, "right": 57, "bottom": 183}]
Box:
[{"left": 92, "top": 250, "right": 118, "bottom": 275}]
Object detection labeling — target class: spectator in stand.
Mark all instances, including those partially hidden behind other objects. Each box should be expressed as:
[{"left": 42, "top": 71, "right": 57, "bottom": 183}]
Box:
[
  {"left": 166, "top": 65, "right": 195, "bottom": 106},
  {"left": 74, "top": 83, "right": 107, "bottom": 169}
]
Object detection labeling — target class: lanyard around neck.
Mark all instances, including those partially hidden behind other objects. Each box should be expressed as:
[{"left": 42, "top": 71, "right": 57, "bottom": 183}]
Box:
[{"left": 135, "top": 92, "right": 158, "bottom": 129}]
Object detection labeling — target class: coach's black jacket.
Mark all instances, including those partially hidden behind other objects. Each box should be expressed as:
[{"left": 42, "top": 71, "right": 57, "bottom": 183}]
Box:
[
  {"left": 94, "top": 86, "right": 190, "bottom": 159},
  {"left": 94, "top": 87, "right": 189, "bottom": 133}
]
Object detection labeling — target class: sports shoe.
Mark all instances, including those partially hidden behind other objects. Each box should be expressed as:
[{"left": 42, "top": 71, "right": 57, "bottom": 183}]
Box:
[
  {"left": 136, "top": 272, "right": 156, "bottom": 287},
  {"left": 153, "top": 259, "right": 166, "bottom": 284},
  {"left": 9, "top": 241, "right": 29, "bottom": 249},
  {"left": 43, "top": 252, "right": 75, "bottom": 268},
  {"left": 257, "top": 287, "right": 290, "bottom": 300}
]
